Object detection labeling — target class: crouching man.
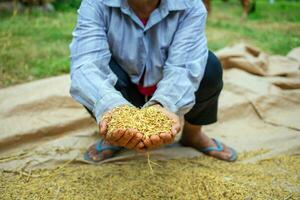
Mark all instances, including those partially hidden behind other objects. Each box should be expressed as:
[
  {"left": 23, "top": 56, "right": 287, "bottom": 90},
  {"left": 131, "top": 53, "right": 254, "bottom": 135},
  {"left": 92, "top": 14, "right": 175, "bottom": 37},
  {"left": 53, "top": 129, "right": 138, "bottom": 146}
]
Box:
[{"left": 70, "top": 0, "right": 237, "bottom": 162}]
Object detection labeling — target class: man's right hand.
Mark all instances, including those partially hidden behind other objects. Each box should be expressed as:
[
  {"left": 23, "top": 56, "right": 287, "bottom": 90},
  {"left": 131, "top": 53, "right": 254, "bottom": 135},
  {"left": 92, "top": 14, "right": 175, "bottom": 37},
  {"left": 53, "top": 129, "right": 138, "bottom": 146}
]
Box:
[{"left": 99, "top": 111, "right": 145, "bottom": 151}]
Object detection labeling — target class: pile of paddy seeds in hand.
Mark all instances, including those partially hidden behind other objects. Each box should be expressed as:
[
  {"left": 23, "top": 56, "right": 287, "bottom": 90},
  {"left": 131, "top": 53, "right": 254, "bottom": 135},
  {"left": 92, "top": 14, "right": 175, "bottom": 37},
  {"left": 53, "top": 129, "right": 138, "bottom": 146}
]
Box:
[{"left": 103, "top": 105, "right": 173, "bottom": 138}]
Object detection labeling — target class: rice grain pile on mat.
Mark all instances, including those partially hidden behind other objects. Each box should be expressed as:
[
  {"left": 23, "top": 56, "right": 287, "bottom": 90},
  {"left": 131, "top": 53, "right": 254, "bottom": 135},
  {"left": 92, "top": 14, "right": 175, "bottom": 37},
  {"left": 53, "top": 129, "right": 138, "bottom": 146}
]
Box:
[
  {"left": 103, "top": 105, "right": 173, "bottom": 138},
  {"left": 1, "top": 153, "right": 299, "bottom": 200}
]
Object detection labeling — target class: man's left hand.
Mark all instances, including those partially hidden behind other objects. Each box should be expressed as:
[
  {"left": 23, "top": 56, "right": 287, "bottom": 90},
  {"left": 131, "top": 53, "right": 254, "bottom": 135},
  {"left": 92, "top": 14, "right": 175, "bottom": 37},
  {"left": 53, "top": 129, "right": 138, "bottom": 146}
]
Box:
[{"left": 140, "top": 104, "right": 181, "bottom": 150}]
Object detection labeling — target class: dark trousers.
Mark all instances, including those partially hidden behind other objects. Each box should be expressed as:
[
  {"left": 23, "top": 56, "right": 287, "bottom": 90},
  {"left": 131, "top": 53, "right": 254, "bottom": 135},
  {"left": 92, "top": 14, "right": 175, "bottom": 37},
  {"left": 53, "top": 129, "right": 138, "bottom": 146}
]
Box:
[{"left": 86, "top": 51, "right": 223, "bottom": 125}]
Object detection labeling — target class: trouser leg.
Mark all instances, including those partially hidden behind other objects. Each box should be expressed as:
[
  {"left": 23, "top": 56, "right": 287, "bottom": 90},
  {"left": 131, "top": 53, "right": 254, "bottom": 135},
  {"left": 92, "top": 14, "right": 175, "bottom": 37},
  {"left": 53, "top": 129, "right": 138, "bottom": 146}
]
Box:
[{"left": 184, "top": 51, "right": 223, "bottom": 125}]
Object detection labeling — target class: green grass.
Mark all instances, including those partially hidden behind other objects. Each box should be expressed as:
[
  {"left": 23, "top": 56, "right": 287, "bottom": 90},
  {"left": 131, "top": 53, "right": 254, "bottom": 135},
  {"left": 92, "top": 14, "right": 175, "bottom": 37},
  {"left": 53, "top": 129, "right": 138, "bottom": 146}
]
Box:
[
  {"left": 0, "top": 1, "right": 300, "bottom": 87},
  {"left": 206, "top": 0, "right": 300, "bottom": 53},
  {"left": 0, "top": 11, "right": 77, "bottom": 87}
]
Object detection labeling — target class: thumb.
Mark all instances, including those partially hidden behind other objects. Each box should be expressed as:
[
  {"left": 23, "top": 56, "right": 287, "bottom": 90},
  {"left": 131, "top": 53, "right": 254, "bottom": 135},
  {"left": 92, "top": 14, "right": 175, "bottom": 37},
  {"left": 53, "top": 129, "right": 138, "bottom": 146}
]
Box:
[
  {"left": 171, "top": 124, "right": 180, "bottom": 136},
  {"left": 99, "top": 121, "right": 108, "bottom": 137}
]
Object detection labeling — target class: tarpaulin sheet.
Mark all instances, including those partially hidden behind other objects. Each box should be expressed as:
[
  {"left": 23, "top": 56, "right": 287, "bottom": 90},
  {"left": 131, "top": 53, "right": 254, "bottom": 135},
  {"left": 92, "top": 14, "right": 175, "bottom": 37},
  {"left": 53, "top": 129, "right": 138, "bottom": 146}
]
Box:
[{"left": 0, "top": 44, "right": 299, "bottom": 170}]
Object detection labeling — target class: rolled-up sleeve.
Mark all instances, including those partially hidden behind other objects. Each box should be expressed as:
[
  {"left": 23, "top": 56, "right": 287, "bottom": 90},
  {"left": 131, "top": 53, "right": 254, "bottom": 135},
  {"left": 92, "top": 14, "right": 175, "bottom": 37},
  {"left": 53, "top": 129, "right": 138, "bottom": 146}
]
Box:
[
  {"left": 145, "top": 5, "right": 208, "bottom": 116},
  {"left": 69, "top": 0, "right": 131, "bottom": 123}
]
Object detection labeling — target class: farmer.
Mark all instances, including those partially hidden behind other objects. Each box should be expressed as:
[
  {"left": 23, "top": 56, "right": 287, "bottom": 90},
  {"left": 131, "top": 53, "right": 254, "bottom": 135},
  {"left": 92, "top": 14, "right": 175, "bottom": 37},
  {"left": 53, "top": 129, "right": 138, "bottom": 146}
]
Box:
[{"left": 70, "top": 0, "right": 237, "bottom": 162}]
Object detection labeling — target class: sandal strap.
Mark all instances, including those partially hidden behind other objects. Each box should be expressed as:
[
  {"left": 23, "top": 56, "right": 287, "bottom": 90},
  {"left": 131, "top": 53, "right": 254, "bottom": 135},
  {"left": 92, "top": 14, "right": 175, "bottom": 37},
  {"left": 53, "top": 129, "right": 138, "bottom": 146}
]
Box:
[
  {"left": 96, "top": 140, "right": 122, "bottom": 152},
  {"left": 199, "top": 138, "right": 224, "bottom": 153}
]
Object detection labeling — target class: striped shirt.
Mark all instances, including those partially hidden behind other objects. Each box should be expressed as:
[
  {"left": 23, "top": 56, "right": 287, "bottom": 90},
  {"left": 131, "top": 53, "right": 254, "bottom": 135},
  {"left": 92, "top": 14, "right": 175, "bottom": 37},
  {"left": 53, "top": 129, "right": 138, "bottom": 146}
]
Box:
[{"left": 70, "top": 0, "right": 208, "bottom": 123}]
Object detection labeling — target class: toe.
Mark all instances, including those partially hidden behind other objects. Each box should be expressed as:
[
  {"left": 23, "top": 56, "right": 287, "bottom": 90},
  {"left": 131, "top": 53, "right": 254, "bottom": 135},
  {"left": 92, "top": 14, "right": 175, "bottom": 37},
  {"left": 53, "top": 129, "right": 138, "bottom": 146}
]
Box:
[
  {"left": 208, "top": 144, "right": 235, "bottom": 161},
  {"left": 87, "top": 145, "right": 97, "bottom": 157},
  {"left": 219, "top": 144, "right": 235, "bottom": 160},
  {"left": 86, "top": 144, "right": 107, "bottom": 162},
  {"left": 101, "top": 150, "right": 113, "bottom": 160},
  {"left": 212, "top": 151, "right": 232, "bottom": 161},
  {"left": 223, "top": 146, "right": 236, "bottom": 160}
]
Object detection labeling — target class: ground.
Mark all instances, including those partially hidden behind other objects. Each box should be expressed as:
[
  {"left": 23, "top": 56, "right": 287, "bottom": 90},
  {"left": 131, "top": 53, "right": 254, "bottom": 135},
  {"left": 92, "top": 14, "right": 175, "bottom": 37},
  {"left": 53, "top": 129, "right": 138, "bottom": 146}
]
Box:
[
  {"left": 0, "top": 1, "right": 300, "bottom": 199},
  {"left": 1, "top": 153, "right": 300, "bottom": 199},
  {"left": 0, "top": 1, "right": 300, "bottom": 87}
]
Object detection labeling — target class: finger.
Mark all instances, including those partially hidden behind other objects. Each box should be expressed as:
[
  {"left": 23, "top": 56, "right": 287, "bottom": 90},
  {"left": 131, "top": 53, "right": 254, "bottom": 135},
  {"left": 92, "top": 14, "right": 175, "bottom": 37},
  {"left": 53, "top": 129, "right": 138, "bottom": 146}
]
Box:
[
  {"left": 143, "top": 138, "right": 152, "bottom": 149},
  {"left": 171, "top": 127, "right": 177, "bottom": 136},
  {"left": 160, "top": 133, "right": 173, "bottom": 144},
  {"left": 103, "top": 140, "right": 112, "bottom": 146},
  {"left": 105, "top": 129, "right": 120, "bottom": 142},
  {"left": 111, "top": 129, "right": 125, "bottom": 141},
  {"left": 99, "top": 121, "right": 108, "bottom": 137},
  {"left": 135, "top": 142, "right": 146, "bottom": 152},
  {"left": 150, "top": 135, "right": 162, "bottom": 147},
  {"left": 127, "top": 132, "right": 143, "bottom": 149},
  {"left": 171, "top": 122, "right": 181, "bottom": 136},
  {"left": 137, "top": 141, "right": 145, "bottom": 149},
  {"left": 116, "top": 129, "right": 135, "bottom": 147},
  {"left": 110, "top": 141, "right": 118, "bottom": 146},
  {"left": 104, "top": 129, "right": 113, "bottom": 141}
]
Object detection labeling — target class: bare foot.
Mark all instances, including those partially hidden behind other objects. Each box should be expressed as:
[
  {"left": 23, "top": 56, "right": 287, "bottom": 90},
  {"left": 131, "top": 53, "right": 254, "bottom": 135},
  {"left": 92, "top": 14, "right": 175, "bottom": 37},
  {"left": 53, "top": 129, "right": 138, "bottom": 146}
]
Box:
[
  {"left": 180, "top": 123, "right": 236, "bottom": 161},
  {"left": 85, "top": 128, "right": 146, "bottom": 162},
  {"left": 85, "top": 140, "right": 121, "bottom": 162}
]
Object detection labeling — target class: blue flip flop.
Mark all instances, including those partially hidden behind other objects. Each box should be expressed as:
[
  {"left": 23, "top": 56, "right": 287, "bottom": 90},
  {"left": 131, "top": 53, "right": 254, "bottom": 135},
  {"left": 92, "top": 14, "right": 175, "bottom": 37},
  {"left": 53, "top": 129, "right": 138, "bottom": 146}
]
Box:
[
  {"left": 199, "top": 139, "right": 238, "bottom": 162},
  {"left": 84, "top": 139, "right": 123, "bottom": 163}
]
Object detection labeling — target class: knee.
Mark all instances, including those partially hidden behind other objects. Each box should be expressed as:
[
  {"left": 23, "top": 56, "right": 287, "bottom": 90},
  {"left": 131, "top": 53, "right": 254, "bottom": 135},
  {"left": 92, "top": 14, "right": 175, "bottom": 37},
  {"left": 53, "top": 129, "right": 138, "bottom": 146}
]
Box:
[{"left": 200, "top": 51, "right": 223, "bottom": 93}]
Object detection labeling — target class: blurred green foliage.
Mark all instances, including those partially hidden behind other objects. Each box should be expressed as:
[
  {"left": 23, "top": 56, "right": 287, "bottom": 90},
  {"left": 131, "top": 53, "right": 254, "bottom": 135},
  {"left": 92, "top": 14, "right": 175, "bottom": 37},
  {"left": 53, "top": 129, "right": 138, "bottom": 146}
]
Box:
[
  {"left": 0, "top": 0, "right": 299, "bottom": 87},
  {"left": 52, "top": 0, "right": 81, "bottom": 10},
  {"left": 0, "top": 0, "right": 81, "bottom": 9},
  {"left": 0, "top": 0, "right": 53, "bottom": 5}
]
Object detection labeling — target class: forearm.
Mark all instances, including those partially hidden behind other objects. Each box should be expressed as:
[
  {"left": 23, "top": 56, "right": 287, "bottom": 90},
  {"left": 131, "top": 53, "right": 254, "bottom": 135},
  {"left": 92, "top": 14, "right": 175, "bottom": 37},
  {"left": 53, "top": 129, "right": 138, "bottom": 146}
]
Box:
[
  {"left": 145, "top": 4, "right": 208, "bottom": 115},
  {"left": 70, "top": 63, "right": 131, "bottom": 123}
]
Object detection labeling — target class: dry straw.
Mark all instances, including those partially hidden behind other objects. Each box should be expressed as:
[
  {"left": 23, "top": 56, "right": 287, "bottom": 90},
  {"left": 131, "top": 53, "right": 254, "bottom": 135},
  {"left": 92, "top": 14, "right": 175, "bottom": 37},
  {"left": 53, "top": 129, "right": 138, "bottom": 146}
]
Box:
[{"left": 1, "top": 153, "right": 299, "bottom": 200}]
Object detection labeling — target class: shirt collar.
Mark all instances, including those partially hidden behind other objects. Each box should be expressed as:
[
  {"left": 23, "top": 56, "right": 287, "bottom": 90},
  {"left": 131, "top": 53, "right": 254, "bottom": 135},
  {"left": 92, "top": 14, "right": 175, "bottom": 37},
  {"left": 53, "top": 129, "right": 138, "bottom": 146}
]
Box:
[
  {"left": 165, "top": 0, "right": 194, "bottom": 11},
  {"left": 102, "top": 0, "right": 121, "bottom": 7},
  {"left": 102, "top": 0, "right": 193, "bottom": 11}
]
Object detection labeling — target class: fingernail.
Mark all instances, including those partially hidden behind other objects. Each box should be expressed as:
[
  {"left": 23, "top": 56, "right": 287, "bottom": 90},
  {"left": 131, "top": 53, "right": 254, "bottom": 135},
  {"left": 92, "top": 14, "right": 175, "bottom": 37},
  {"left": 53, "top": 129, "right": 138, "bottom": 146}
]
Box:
[{"left": 172, "top": 128, "right": 176, "bottom": 133}]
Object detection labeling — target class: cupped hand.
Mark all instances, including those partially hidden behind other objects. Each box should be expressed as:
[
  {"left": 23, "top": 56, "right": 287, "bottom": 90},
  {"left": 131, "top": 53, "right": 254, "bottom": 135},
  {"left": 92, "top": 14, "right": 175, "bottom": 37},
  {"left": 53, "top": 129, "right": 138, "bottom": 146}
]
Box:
[
  {"left": 99, "top": 111, "right": 145, "bottom": 151},
  {"left": 142, "top": 104, "right": 181, "bottom": 150}
]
